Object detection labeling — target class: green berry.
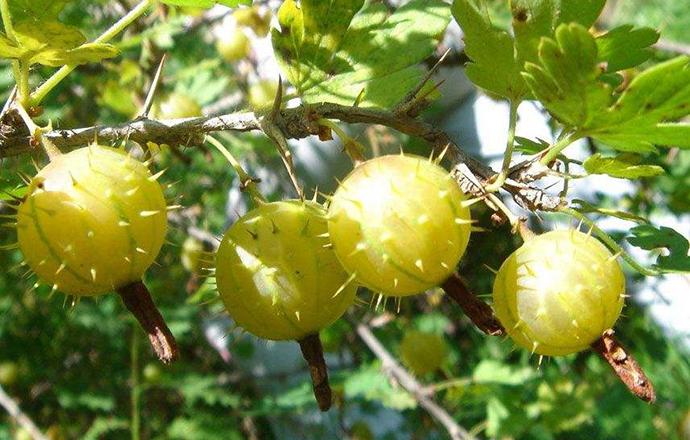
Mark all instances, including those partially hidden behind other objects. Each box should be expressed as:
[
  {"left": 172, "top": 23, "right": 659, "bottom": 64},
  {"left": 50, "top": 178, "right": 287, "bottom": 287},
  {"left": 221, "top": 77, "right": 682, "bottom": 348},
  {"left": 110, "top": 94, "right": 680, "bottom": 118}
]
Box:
[
  {"left": 247, "top": 80, "right": 279, "bottom": 109},
  {"left": 492, "top": 230, "right": 625, "bottom": 356},
  {"left": 0, "top": 361, "right": 18, "bottom": 386},
  {"left": 181, "top": 236, "right": 204, "bottom": 274},
  {"left": 215, "top": 200, "right": 357, "bottom": 340},
  {"left": 216, "top": 30, "right": 251, "bottom": 62},
  {"left": 16, "top": 145, "right": 168, "bottom": 296},
  {"left": 328, "top": 154, "right": 472, "bottom": 297},
  {"left": 399, "top": 330, "right": 448, "bottom": 375},
  {"left": 151, "top": 93, "right": 202, "bottom": 120}
]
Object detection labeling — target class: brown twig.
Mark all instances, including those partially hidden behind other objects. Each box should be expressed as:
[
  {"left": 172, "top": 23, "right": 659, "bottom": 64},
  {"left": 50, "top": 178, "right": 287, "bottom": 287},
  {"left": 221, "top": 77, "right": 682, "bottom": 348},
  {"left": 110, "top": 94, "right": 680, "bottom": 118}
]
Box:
[
  {"left": 0, "top": 385, "right": 49, "bottom": 440},
  {"left": 354, "top": 321, "right": 474, "bottom": 440},
  {"left": 117, "top": 280, "right": 179, "bottom": 364},
  {"left": 441, "top": 273, "right": 504, "bottom": 336},
  {"left": 297, "top": 333, "right": 332, "bottom": 411},
  {"left": 591, "top": 329, "right": 656, "bottom": 403}
]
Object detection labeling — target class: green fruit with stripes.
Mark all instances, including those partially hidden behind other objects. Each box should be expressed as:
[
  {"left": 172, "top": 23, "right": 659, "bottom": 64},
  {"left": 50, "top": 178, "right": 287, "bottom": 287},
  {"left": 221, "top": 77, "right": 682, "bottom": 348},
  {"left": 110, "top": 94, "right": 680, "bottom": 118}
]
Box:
[
  {"left": 327, "top": 154, "right": 472, "bottom": 297},
  {"left": 215, "top": 200, "right": 357, "bottom": 341},
  {"left": 492, "top": 229, "right": 625, "bottom": 356},
  {"left": 16, "top": 145, "right": 168, "bottom": 296}
]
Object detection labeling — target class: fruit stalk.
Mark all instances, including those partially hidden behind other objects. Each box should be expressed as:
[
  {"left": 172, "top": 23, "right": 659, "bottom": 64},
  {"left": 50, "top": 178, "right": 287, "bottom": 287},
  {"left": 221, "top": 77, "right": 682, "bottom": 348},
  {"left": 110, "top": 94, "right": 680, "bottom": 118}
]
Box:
[
  {"left": 441, "top": 273, "right": 504, "bottom": 336},
  {"left": 117, "top": 281, "right": 179, "bottom": 364},
  {"left": 298, "top": 333, "right": 332, "bottom": 411},
  {"left": 591, "top": 329, "right": 656, "bottom": 403}
]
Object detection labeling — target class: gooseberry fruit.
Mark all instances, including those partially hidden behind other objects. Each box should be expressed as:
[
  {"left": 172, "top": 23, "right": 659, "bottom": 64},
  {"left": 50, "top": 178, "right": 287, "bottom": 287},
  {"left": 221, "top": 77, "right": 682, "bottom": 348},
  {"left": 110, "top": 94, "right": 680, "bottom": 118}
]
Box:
[
  {"left": 399, "top": 330, "right": 448, "bottom": 375},
  {"left": 150, "top": 93, "right": 202, "bottom": 120},
  {"left": 0, "top": 361, "right": 18, "bottom": 386},
  {"left": 15, "top": 145, "right": 177, "bottom": 362},
  {"left": 215, "top": 200, "right": 357, "bottom": 410},
  {"left": 181, "top": 236, "right": 204, "bottom": 274},
  {"left": 328, "top": 154, "right": 472, "bottom": 297},
  {"left": 216, "top": 200, "right": 357, "bottom": 341},
  {"left": 17, "top": 145, "right": 167, "bottom": 296},
  {"left": 492, "top": 229, "right": 625, "bottom": 356},
  {"left": 216, "top": 30, "right": 251, "bottom": 62},
  {"left": 247, "top": 80, "right": 279, "bottom": 109},
  {"left": 233, "top": 6, "right": 272, "bottom": 37}
]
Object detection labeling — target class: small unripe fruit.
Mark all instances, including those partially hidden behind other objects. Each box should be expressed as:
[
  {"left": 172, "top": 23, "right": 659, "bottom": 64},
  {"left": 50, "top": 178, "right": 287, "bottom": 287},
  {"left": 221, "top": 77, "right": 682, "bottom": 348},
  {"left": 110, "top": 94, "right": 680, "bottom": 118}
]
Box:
[
  {"left": 328, "top": 154, "right": 472, "bottom": 296},
  {"left": 150, "top": 93, "right": 202, "bottom": 120},
  {"left": 233, "top": 6, "right": 272, "bottom": 37},
  {"left": 216, "top": 30, "right": 251, "bottom": 62},
  {"left": 181, "top": 236, "right": 204, "bottom": 274},
  {"left": 143, "top": 363, "right": 162, "bottom": 383},
  {"left": 215, "top": 200, "right": 357, "bottom": 341},
  {"left": 0, "top": 361, "right": 18, "bottom": 386},
  {"left": 247, "top": 80, "right": 279, "bottom": 109},
  {"left": 492, "top": 230, "right": 625, "bottom": 356},
  {"left": 399, "top": 330, "right": 448, "bottom": 375},
  {"left": 16, "top": 145, "right": 167, "bottom": 296}
]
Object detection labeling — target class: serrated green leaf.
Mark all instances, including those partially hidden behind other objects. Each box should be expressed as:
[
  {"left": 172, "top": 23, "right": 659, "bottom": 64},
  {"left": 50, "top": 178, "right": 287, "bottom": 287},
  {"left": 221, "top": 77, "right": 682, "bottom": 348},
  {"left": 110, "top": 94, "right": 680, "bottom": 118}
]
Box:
[
  {"left": 453, "top": 0, "right": 524, "bottom": 99},
  {"left": 524, "top": 24, "right": 690, "bottom": 153},
  {"left": 160, "top": 0, "right": 250, "bottom": 7},
  {"left": 557, "top": 0, "right": 605, "bottom": 28},
  {"left": 627, "top": 225, "right": 690, "bottom": 273},
  {"left": 273, "top": 0, "right": 450, "bottom": 108},
  {"left": 571, "top": 199, "right": 648, "bottom": 223},
  {"left": 596, "top": 25, "right": 659, "bottom": 72},
  {"left": 522, "top": 23, "right": 612, "bottom": 127},
  {"left": 583, "top": 153, "right": 664, "bottom": 179}
]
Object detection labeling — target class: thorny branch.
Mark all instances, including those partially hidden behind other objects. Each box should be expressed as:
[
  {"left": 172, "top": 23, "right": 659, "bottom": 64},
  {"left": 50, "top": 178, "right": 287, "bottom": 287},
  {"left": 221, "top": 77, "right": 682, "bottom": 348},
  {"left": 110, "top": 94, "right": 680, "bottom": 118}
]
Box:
[{"left": 0, "top": 102, "right": 562, "bottom": 212}]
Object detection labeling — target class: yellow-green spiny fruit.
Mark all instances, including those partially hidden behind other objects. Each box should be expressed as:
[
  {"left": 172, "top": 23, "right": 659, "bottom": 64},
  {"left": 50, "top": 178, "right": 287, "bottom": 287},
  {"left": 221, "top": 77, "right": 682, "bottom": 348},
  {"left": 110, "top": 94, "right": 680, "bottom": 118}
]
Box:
[
  {"left": 16, "top": 145, "right": 167, "bottom": 296},
  {"left": 215, "top": 200, "right": 357, "bottom": 341},
  {"left": 399, "top": 330, "right": 448, "bottom": 375},
  {"left": 492, "top": 229, "right": 625, "bottom": 356},
  {"left": 328, "top": 154, "right": 472, "bottom": 297}
]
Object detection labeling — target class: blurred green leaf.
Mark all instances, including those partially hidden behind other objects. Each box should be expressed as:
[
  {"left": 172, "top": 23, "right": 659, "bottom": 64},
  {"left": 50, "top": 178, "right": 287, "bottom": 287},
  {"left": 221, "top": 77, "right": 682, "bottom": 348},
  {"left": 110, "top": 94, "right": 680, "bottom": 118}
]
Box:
[
  {"left": 344, "top": 362, "right": 417, "bottom": 410},
  {"left": 472, "top": 359, "right": 538, "bottom": 386},
  {"left": 596, "top": 25, "right": 659, "bottom": 72},
  {"left": 273, "top": 0, "right": 450, "bottom": 107},
  {"left": 583, "top": 153, "right": 664, "bottom": 179},
  {"left": 160, "top": 0, "right": 251, "bottom": 7},
  {"left": 628, "top": 224, "right": 690, "bottom": 272},
  {"left": 571, "top": 199, "right": 647, "bottom": 223}
]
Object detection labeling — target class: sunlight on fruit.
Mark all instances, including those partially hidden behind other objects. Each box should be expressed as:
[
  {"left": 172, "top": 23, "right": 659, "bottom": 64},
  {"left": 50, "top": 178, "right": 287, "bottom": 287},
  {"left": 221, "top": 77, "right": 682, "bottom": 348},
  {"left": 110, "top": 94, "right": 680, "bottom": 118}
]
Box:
[
  {"left": 492, "top": 230, "right": 625, "bottom": 356},
  {"left": 16, "top": 145, "right": 167, "bottom": 296},
  {"left": 328, "top": 154, "right": 472, "bottom": 297},
  {"left": 215, "top": 200, "right": 358, "bottom": 340}
]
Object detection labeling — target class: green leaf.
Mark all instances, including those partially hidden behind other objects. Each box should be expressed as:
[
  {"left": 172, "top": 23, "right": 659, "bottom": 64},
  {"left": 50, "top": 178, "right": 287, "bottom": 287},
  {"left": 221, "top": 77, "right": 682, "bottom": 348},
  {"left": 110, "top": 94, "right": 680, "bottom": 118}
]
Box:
[
  {"left": 522, "top": 23, "right": 612, "bottom": 127},
  {"left": 273, "top": 0, "right": 450, "bottom": 108},
  {"left": 453, "top": 0, "right": 524, "bottom": 99},
  {"left": 160, "top": 0, "right": 251, "bottom": 7},
  {"left": 583, "top": 153, "right": 664, "bottom": 179},
  {"left": 571, "top": 199, "right": 648, "bottom": 223},
  {"left": 596, "top": 25, "right": 659, "bottom": 72},
  {"left": 0, "top": 20, "right": 119, "bottom": 67},
  {"left": 627, "top": 224, "right": 690, "bottom": 272},
  {"left": 472, "top": 359, "right": 538, "bottom": 386},
  {"left": 557, "top": 0, "right": 606, "bottom": 28},
  {"left": 344, "top": 362, "right": 417, "bottom": 410},
  {"left": 8, "top": 0, "right": 71, "bottom": 21},
  {"left": 524, "top": 23, "right": 690, "bottom": 153}
]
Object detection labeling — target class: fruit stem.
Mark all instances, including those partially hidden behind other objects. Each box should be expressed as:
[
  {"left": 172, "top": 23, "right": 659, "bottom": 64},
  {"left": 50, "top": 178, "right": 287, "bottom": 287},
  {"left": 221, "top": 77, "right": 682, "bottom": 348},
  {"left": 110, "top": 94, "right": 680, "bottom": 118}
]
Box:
[
  {"left": 485, "top": 99, "right": 519, "bottom": 192},
  {"left": 117, "top": 281, "right": 179, "bottom": 364},
  {"left": 539, "top": 131, "right": 581, "bottom": 165},
  {"left": 29, "top": 0, "right": 155, "bottom": 106},
  {"left": 441, "top": 273, "right": 504, "bottom": 336},
  {"left": 297, "top": 333, "right": 332, "bottom": 411},
  {"left": 316, "top": 118, "right": 366, "bottom": 166},
  {"left": 14, "top": 102, "right": 62, "bottom": 161},
  {"left": 560, "top": 207, "right": 660, "bottom": 276},
  {"left": 591, "top": 329, "right": 656, "bottom": 403},
  {"left": 205, "top": 136, "right": 267, "bottom": 205}
]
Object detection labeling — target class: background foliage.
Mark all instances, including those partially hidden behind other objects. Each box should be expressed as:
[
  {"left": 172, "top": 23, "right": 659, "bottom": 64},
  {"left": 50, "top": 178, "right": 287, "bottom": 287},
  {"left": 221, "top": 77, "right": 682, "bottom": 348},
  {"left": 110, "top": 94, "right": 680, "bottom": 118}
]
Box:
[{"left": 0, "top": 0, "right": 689, "bottom": 439}]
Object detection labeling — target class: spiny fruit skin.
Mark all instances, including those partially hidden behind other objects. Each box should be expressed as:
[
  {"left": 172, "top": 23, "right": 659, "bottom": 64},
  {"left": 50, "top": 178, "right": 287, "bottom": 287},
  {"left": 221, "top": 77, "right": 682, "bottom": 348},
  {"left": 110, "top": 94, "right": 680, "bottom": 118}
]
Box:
[
  {"left": 328, "top": 154, "right": 472, "bottom": 297},
  {"left": 399, "top": 330, "right": 448, "bottom": 375},
  {"left": 16, "top": 145, "right": 167, "bottom": 296},
  {"left": 215, "top": 200, "right": 357, "bottom": 341},
  {"left": 492, "top": 229, "right": 625, "bottom": 356}
]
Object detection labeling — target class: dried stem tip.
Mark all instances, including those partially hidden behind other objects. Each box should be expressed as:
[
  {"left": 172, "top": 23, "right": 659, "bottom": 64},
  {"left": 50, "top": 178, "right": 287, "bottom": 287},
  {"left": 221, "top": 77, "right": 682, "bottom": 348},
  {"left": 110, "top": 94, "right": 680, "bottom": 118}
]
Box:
[
  {"left": 298, "top": 333, "right": 332, "bottom": 411},
  {"left": 117, "top": 280, "right": 179, "bottom": 364},
  {"left": 442, "top": 273, "right": 505, "bottom": 336},
  {"left": 591, "top": 329, "right": 656, "bottom": 403}
]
